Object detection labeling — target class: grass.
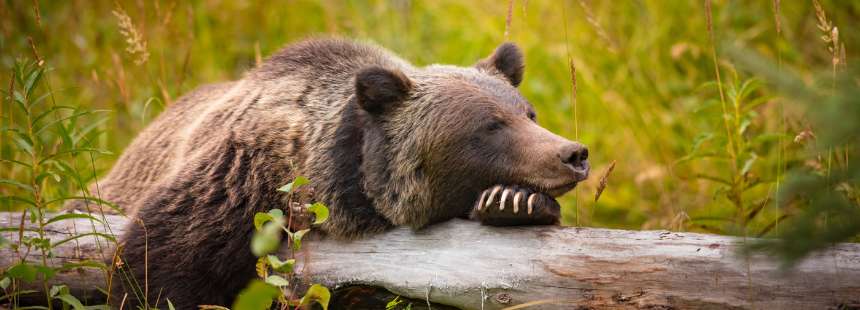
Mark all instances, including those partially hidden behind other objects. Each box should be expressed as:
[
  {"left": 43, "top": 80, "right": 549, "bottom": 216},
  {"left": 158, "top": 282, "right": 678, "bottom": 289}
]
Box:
[
  {"left": 1, "top": 0, "right": 857, "bottom": 234},
  {"left": 0, "top": 0, "right": 859, "bottom": 307}
]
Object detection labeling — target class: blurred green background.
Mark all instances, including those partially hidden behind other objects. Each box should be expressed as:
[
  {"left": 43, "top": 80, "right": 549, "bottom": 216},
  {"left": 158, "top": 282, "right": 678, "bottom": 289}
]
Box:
[{"left": 2, "top": 0, "right": 858, "bottom": 237}]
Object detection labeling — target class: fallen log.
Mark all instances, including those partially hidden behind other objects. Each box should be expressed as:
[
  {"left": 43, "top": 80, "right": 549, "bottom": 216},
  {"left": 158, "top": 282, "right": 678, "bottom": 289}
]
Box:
[{"left": 1, "top": 212, "right": 859, "bottom": 309}]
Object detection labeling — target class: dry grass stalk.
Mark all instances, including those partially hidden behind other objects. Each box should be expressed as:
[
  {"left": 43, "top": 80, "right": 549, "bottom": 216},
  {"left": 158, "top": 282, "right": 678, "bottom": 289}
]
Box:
[
  {"left": 594, "top": 160, "right": 616, "bottom": 202},
  {"left": 521, "top": 0, "right": 528, "bottom": 19},
  {"left": 157, "top": 79, "right": 172, "bottom": 106},
  {"left": 771, "top": 0, "right": 783, "bottom": 234},
  {"left": 27, "top": 36, "right": 43, "bottom": 66},
  {"left": 812, "top": 0, "right": 844, "bottom": 70},
  {"left": 504, "top": 0, "right": 514, "bottom": 40},
  {"left": 255, "top": 41, "right": 263, "bottom": 67},
  {"left": 4, "top": 73, "right": 12, "bottom": 154},
  {"left": 577, "top": 0, "right": 617, "bottom": 53},
  {"left": 772, "top": 0, "right": 781, "bottom": 36},
  {"left": 112, "top": 6, "right": 150, "bottom": 66},
  {"left": 569, "top": 58, "right": 578, "bottom": 138},
  {"left": 704, "top": 0, "right": 735, "bottom": 161},
  {"left": 111, "top": 53, "right": 130, "bottom": 103},
  {"left": 158, "top": 0, "right": 177, "bottom": 28},
  {"left": 31, "top": 0, "right": 41, "bottom": 27},
  {"left": 559, "top": 1, "right": 582, "bottom": 225},
  {"left": 794, "top": 128, "right": 816, "bottom": 145}
]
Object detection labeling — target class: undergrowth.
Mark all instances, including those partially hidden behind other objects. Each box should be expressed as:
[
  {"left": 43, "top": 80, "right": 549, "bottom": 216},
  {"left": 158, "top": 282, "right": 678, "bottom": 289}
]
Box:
[
  {"left": 1, "top": 0, "right": 859, "bottom": 308},
  {"left": 1, "top": 59, "right": 115, "bottom": 308}
]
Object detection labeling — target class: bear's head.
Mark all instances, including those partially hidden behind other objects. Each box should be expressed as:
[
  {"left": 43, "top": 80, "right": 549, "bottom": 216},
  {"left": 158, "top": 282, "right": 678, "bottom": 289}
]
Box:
[{"left": 355, "top": 43, "right": 589, "bottom": 228}]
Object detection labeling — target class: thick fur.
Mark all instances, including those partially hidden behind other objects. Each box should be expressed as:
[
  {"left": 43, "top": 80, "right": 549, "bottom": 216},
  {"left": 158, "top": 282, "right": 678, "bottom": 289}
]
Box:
[{"left": 84, "top": 38, "right": 587, "bottom": 308}]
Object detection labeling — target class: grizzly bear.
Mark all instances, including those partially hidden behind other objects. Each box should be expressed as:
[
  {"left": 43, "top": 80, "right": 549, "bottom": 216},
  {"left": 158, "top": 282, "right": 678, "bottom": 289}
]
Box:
[{"left": 77, "top": 38, "right": 589, "bottom": 308}]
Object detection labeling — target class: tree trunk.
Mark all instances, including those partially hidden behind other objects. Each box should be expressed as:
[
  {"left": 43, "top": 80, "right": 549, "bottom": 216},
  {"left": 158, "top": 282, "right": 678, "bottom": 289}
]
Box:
[{"left": 1, "top": 212, "right": 859, "bottom": 309}]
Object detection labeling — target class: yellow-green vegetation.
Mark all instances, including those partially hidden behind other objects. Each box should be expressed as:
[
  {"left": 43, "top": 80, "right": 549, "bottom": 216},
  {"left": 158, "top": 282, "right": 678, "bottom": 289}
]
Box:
[
  {"left": 2, "top": 1, "right": 859, "bottom": 309},
  {"left": 2, "top": 0, "right": 858, "bottom": 261}
]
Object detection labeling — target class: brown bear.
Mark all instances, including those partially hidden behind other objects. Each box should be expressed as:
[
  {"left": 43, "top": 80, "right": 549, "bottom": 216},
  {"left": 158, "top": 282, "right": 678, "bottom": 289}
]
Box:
[{"left": 79, "top": 38, "right": 589, "bottom": 308}]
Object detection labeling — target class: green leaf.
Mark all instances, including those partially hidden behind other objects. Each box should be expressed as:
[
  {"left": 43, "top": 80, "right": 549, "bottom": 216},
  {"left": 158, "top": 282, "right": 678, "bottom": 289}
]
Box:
[
  {"left": 12, "top": 91, "right": 28, "bottom": 112},
  {"left": 253, "top": 213, "right": 274, "bottom": 231},
  {"left": 277, "top": 176, "right": 309, "bottom": 194},
  {"left": 251, "top": 220, "right": 283, "bottom": 257},
  {"left": 0, "top": 179, "right": 34, "bottom": 192},
  {"left": 46, "top": 213, "right": 104, "bottom": 226},
  {"left": 57, "top": 260, "right": 109, "bottom": 272},
  {"left": 0, "top": 290, "right": 39, "bottom": 303},
  {"left": 741, "top": 153, "right": 758, "bottom": 176},
  {"left": 49, "top": 285, "right": 65, "bottom": 298},
  {"left": 386, "top": 296, "right": 403, "bottom": 310},
  {"left": 167, "top": 299, "right": 176, "bottom": 310},
  {"left": 34, "top": 264, "right": 56, "bottom": 281},
  {"left": 265, "top": 275, "right": 289, "bottom": 287},
  {"left": 12, "top": 135, "right": 34, "bottom": 156},
  {"left": 52, "top": 232, "right": 116, "bottom": 248},
  {"left": 43, "top": 196, "right": 121, "bottom": 213},
  {"left": 307, "top": 202, "right": 329, "bottom": 225},
  {"left": 0, "top": 158, "right": 32, "bottom": 168},
  {"left": 56, "top": 294, "right": 87, "bottom": 310},
  {"left": 0, "top": 195, "right": 36, "bottom": 207},
  {"left": 27, "top": 96, "right": 66, "bottom": 124},
  {"left": 33, "top": 108, "right": 90, "bottom": 135},
  {"left": 6, "top": 262, "right": 38, "bottom": 282},
  {"left": 23, "top": 67, "right": 44, "bottom": 95},
  {"left": 289, "top": 229, "right": 310, "bottom": 251},
  {"left": 233, "top": 280, "right": 280, "bottom": 310},
  {"left": 268, "top": 208, "right": 284, "bottom": 218},
  {"left": 0, "top": 277, "right": 10, "bottom": 289},
  {"left": 266, "top": 255, "right": 295, "bottom": 273},
  {"left": 300, "top": 284, "right": 330, "bottom": 310}
]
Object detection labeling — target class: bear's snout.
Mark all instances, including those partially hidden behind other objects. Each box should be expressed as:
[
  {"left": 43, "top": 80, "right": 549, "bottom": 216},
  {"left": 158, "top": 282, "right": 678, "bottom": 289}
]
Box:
[{"left": 559, "top": 142, "right": 590, "bottom": 182}]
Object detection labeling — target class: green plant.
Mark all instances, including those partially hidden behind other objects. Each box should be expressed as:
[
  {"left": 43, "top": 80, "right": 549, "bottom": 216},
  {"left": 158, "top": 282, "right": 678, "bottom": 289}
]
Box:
[
  {"left": 234, "top": 176, "right": 330, "bottom": 310},
  {"left": 677, "top": 1, "right": 782, "bottom": 236},
  {"left": 728, "top": 47, "right": 860, "bottom": 266},
  {"left": 1, "top": 58, "right": 115, "bottom": 309}
]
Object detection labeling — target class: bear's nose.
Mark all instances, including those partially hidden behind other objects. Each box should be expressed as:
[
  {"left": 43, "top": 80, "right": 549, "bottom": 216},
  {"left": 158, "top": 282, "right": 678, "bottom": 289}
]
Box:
[{"left": 560, "top": 143, "right": 589, "bottom": 179}]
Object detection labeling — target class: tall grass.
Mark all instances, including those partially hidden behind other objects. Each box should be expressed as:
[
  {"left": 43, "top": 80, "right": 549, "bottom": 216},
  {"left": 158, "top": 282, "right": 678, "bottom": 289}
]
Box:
[
  {"left": 0, "top": 0, "right": 857, "bottom": 307},
  {"left": 1, "top": 57, "right": 116, "bottom": 308},
  {"left": 1, "top": 0, "right": 857, "bottom": 257}
]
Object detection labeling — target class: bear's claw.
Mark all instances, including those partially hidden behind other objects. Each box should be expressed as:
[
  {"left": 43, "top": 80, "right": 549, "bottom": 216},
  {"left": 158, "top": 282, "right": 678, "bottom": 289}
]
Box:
[{"left": 471, "top": 184, "right": 561, "bottom": 226}]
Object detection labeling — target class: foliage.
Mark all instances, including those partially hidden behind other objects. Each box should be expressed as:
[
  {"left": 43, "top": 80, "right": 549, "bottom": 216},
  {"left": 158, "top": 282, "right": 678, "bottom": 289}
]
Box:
[
  {"left": 728, "top": 48, "right": 860, "bottom": 265},
  {"left": 1, "top": 0, "right": 859, "bottom": 307},
  {"left": 1, "top": 60, "right": 114, "bottom": 308},
  {"left": 4, "top": 0, "right": 858, "bottom": 235},
  {"left": 236, "top": 176, "right": 331, "bottom": 310}
]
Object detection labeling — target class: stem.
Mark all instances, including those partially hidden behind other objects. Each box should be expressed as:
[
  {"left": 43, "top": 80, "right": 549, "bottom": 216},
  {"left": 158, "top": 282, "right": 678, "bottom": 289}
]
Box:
[
  {"left": 705, "top": 0, "right": 742, "bottom": 234},
  {"left": 773, "top": 0, "right": 783, "bottom": 234},
  {"left": 560, "top": 0, "right": 580, "bottom": 226},
  {"left": 24, "top": 83, "right": 53, "bottom": 309}
]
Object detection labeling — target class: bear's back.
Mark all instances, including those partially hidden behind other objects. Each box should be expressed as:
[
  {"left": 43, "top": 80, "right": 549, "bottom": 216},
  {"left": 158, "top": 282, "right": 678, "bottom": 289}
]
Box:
[
  {"left": 69, "top": 38, "right": 411, "bottom": 216},
  {"left": 67, "top": 81, "right": 238, "bottom": 215}
]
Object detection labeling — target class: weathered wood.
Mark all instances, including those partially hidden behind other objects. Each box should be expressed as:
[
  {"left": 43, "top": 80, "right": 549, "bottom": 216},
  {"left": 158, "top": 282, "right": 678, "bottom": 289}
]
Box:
[{"left": 2, "top": 212, "right": 859, "bottom": 309}]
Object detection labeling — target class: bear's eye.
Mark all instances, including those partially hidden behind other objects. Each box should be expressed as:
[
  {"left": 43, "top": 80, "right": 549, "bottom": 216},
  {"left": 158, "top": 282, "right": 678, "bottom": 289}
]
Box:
[
  {"left": 485, "top": 121, "right": 505, "bottom": 132},
  {"left": 527, "top": 111, "right": 537, "bottom": 121}
]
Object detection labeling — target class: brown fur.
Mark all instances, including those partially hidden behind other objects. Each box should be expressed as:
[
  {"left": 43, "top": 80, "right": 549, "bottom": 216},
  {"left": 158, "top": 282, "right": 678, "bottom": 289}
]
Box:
[{"left": 82, "top": 38, "right": 588, "bottom": 308}]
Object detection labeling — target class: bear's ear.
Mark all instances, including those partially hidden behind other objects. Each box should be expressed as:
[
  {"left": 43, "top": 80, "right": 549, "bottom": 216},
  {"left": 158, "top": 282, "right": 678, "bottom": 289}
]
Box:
[
  {"left": 355, "top": 66, "right": 413, "bottom": 114},
  {"left": 475, "top": 42, "right": 525, "bottom": 87}
]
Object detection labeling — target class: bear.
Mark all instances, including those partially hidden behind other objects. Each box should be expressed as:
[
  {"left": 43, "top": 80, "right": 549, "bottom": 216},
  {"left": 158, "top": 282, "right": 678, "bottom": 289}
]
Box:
[{"left": 78, "top": 38, "right": 590, "bottom": 308}]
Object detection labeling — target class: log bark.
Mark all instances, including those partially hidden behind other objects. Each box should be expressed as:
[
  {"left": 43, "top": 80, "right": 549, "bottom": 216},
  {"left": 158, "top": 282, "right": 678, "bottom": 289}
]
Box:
[{"left": 1, "top": 212, "right": 859, "bottom": 309}]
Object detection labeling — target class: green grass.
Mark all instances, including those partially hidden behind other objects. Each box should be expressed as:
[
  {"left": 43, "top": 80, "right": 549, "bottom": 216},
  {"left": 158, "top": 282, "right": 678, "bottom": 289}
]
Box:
[
  {"left": 2, "top": 0, "right": 859, "bottom": 308},
  {"left": 2, "top": 0, "right": 857, "bottom": 236}
]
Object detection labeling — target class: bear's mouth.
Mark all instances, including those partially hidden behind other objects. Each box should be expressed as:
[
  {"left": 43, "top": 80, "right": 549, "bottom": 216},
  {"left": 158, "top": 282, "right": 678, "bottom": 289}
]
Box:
[
  {"left": 542, "top": 180, "right": 580, "bottom": 197},
  {"left": 500, "top": 180, "right": 580, "bottom": 199}
]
